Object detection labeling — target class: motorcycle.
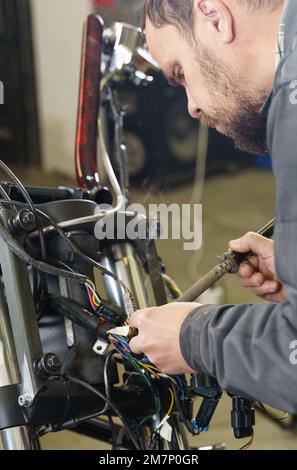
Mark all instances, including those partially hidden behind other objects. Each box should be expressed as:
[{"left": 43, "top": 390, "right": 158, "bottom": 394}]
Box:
[{"left": 0, "top": 16, "right": 256, "bottom": 451}]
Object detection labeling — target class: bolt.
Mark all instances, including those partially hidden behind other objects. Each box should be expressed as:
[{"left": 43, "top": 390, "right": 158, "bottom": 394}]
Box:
[
  {"left": 8, "top": 209, "right": 36, "bottom": 235},
  {"left": 18, "top": 393, "right": 33, "bottom": 408},
  {"left": 20, "top": 210, "right": 35, "bottom": 228},
  {"left": 34, "top": 353, "right": 61, "bottom": 379},
  {"left": 45, "top": 354, "right": 61, "bottom": 370}
]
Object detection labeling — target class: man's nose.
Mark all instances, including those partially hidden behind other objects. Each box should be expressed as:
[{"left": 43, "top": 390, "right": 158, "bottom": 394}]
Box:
[{"left": 186, "top": 90, "right": 200, "bottom": 119}]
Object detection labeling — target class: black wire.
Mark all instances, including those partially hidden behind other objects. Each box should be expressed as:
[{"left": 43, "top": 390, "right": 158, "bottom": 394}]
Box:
[
  {"left": 51, "top": 377, "right": 71, "bottom": 432},
  {"left": 0, "top": 169, "right": 133, "bottom": 308},
  {"left": 172, "top": 384, "right": 193, "bottom": 434},
  {"left": 57, "top": 351, "right": 118, "bottom": 426},
  {"left": 107, "top": 415, "right": 118, "bottom": 451},
  {"left": 0, "top": 199, "right": 133, "bottom": 298},
  {"left": 97, "top": 349, "right": 118, "bottom": 450},
  {"left": 46, "top": 258, "right": 75, "bottom": 273},
  {"left": 0, "top": 161, "right": 47, "bottom": 258},
  {"left": 0, "top": 162, "right": 49, "bottom": 300},
  {"left": 36, "top": 209, "right": 126, "bottom": 287},
  {"left": 102, "top": 349, "right": 116, "bottom": 414},
  {"left": 66, "top": 375, "right": 140, "bottom": 450},
  {"left": 0, "top": 184, "right": 12, "bottom": 202},
  {"left": 0, "top": 183, "right": 41, "bottom": 303},
  {"left": 25, "top": 241, "right": 47, "bottom": 309},
  {"left": 0, "top": 219, "right": 89, "bottom": 285}
]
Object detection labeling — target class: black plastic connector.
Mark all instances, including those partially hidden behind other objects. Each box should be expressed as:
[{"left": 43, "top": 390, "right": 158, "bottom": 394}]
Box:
[
  {"left": 95, "top": 300, "right": 126, "bottom": 326},
  {"left": 194, "top": 396, "right": 222, "bottom": 433},
  {"left": 231, "top": 396, "right": 255, "bottom": 439},
  {"left": 191, "top": 372, "right": 222, "bottom": 399}
]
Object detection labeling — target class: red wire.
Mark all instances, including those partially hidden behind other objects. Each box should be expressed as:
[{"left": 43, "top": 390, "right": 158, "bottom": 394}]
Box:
[{"left": 86, "top": 285, "right": 97, "bottom": 310}]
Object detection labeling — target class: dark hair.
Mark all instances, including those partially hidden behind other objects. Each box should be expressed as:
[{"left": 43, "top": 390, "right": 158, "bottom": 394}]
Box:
[
  {"left": 141, "top": 0, "right": 283, "bottom": 31},
  {"left": 141, "top": 0, "right": 195, "bottom": 32}
]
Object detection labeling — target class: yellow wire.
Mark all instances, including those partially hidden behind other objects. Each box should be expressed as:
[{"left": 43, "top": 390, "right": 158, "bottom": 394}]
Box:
[
  {"left": 139, "top": 362, "right": 161, "bottom": 380},
  {"left": 145, "top": 364, "right": 177, "bottom": 385},
  {"left": 92, "top": 292, "right": 101, "bottom": 307},
  {"left": 85, "top": 280, "right": 101, "bottom": 306},
  {"left": 143, "top": 363, "right": 160, "bottom": 372},
  {"left": 167, "top": 388, "right": 174, "bottom": 416}
]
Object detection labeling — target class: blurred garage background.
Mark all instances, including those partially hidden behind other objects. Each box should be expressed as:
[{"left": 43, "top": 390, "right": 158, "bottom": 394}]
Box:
[{"left": 0, "top": 0, "right": 296, "bottom": 450}]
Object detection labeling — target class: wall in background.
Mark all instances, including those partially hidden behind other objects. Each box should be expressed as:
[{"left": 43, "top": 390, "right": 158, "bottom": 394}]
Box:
[{"left": 31, "top": 0, "right": 91, "bottom": 177}]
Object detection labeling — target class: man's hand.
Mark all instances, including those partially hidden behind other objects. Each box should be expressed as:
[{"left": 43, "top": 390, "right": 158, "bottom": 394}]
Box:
[
  {"left": 229, "top": 232, "right": 287, "bottom": 302},
  {"left": 129, "top": 303, "right": 201, "bottom": 375}
]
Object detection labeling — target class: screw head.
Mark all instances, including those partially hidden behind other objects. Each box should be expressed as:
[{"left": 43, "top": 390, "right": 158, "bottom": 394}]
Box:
[
  {"left": 45, "top": 354, "right": 61, "bottom": 370},
  {"left": 18, "top": 393, "right": 33, "bottom": 408},
  {"left": 20, "top": 210, "right": 35, "bottom": 228},
  {"left": 34, "top": 353, "right": 62, "bottom": 379}
]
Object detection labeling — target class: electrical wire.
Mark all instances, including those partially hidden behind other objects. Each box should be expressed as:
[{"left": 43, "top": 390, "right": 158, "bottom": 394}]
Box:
[
  {"left": 256, "top": 402, "right": 289, "bottom": 422},
  {"left": 107, "top": 332, "right": 187, "bottom": 437},
  {"left": 0, "top": 199, "right": 133, "bottom": 300},
  {"left": 0, "top": 163, "right": 49, "bottom": 306},
  {"left": 167, "top": 388, "right": 175, "bottom": 416},
  {"left": 108, "top": 333, "right": 163, "bottom": 428},
  {"left": 0, "top": 185, "right": 185, "bottom": 446},
  {"left": 171, "top": 384, "right": 193, "bottom": 434},
  {"left": 85, "top": 280, "right": 102, "bottom": 308},
  {"left": 89, "top": 348, "right": 117, "bottom": 418},
  {"left": 108, "top": 414, "right": 118, "bottom": 451},
  {"left": 0, "top": 184, "right": 11, "bottom": 201},
  {"left": 239, "top": 429, "right": 254, "bottom": 451},
  {"left": 54, "top": 351, "right": 119, "bottom": 431},
  {"left": 0, "top": 218, "right": 90, "bottom": 285},
  {"left": 66, "top": 375, "right": 140, "bottom": 450},
  {"left": 0, "top": 167, "right": 186, "bottom": 446},
  {"left": 0, "top": 197, "right": 134, "bottom": 321},
  {"left": 108, "top": 333, "right": 181, "bottom": 388},
  {"left": 0, "top": 160, "right": 47, "bottom": 262},
  {"left": 35, "top": 206, "right": 131, "bottom": 296}
]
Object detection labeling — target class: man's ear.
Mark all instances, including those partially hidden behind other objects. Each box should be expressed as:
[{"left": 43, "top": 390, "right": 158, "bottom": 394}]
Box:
[{"left": 194, "top": 0, "right": 234, "bottom": 44}]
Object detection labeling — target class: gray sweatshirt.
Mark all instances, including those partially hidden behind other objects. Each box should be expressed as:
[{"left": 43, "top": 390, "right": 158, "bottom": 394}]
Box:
[{"left": 180, "top": 0, "right": 297, "bottom": 413}]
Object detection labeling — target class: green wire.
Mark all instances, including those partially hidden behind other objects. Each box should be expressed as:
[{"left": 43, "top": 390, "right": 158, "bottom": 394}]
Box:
[{"left": 110, "top": 335, "right": 163, "bottom": 428}]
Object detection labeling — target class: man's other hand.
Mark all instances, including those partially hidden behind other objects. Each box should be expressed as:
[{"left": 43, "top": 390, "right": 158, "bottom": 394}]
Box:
[
  {"left": 129, "top": 303, "right": 201, "bottom": 375},
  {"left": 229, "top": 232, "right": 287, "bottom": 302}
]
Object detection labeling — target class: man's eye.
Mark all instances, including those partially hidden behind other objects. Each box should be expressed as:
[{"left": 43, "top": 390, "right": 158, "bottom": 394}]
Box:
[
  {"left": 177, "top": 70, "right": 185, "bottom": 82},
  {"left": 167, "top": 67, "right": 185, "bottom": 87}
]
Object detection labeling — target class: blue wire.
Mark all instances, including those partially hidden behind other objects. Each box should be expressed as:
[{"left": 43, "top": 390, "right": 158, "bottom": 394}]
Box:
[
  {"left": 112, "top": 334, "right": 132, "bottom": 353},
  {"left": 109, "top": 341, "right": 131, "bottom": 361},
  {"left": 175, "top": 375, "right": 187, "bottom": 401}
]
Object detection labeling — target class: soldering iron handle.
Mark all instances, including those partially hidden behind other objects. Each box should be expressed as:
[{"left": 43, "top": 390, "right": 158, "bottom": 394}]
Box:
[{"left": 230, "top": 217, "right": 275, "bottom": 267}]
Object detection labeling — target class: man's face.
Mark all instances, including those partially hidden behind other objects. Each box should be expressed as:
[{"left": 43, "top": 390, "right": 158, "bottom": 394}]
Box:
[{"left": 146, "top": 19, "right": 270, "bottom": 155}]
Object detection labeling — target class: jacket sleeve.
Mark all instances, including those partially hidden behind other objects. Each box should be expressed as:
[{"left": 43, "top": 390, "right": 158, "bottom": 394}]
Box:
[{"left": 180, "top": 77, "right": 297, "bottom": 414}]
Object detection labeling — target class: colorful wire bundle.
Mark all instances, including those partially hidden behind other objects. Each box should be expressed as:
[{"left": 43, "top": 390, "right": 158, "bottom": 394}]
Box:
[
  {"left": 85, "top": 280, "right": 102, "bottom": 310},
  {"left": 107, "top": 332, "right": 187, "bottom": 426}
]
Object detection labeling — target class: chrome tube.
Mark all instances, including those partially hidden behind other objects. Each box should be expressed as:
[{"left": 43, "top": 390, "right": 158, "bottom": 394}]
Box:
[
  {"left": 0, "top": 285, "right": 20, "bottom": 387},
  {"left": 0, "top": 427, "right": 40, "bottom": 450},
  {"left": 100, "top": 243, "right": 149, "bottom": 315},
  {"left": 0, "top": 253, "right": 40, "bottom": 451}
]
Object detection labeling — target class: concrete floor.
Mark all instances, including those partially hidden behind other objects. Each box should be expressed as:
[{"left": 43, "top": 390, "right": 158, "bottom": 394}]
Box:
[{"left": 6, "top": 166, "right": 297, "bottom": 450}]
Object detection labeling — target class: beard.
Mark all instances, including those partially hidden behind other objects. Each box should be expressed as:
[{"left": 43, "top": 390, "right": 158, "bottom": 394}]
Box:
[{"left": 195, "top": 42, "right": 269, "bottom": 155}]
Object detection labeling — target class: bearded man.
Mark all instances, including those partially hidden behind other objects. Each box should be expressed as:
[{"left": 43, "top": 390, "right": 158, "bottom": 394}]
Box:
[{"left": 128, "top": 0, "right": 297, "bottom": 413}]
